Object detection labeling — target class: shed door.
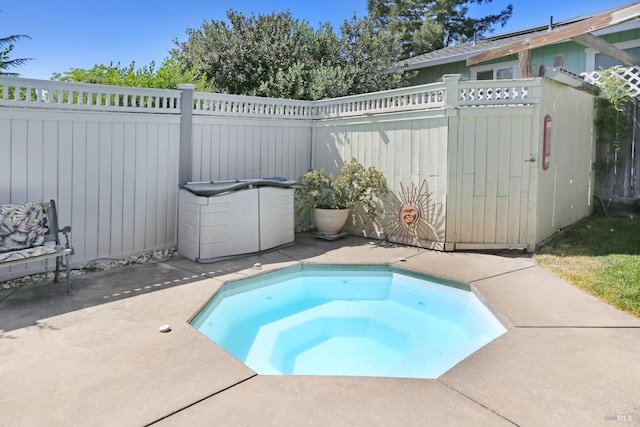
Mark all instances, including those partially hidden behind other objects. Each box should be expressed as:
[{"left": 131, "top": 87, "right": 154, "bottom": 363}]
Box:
[{"left": 447, "top": 111, "right": 535, "bottom": 249}]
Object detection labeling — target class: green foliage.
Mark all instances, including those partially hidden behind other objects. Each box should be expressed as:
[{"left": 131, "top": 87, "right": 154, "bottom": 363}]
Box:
[
  {"left": 597, "top": 67, "right": 633, "bottom": 112},
  {"left": 594, "top": 67, "right": 634, "bottom": 156},
  {"left": 295, "top": 158, "right": 388, "bottom": 224},
  {"left": 367, "top": 0, "right": 513, "bottom": 57},
  {"left": 173, "top": 10, "right": 409, "bottom": 100},
  {"left": 0, "top": 34, "right": 32, "bottom": 76},
  {"left": 333, "top": 159, "right": 389, "bottom": 223},
  {"left": 294, "top": 168, "right": 335, "bottom": 221},
  {"left": 52, "top": 57, "right": 211, "bottom": 90},
  {"left": 595, "top": 100, "right": 630, "bottom": 151}
]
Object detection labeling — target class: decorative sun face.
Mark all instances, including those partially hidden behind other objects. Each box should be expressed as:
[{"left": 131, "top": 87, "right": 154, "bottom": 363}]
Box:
[
  {"left": 400, "top": 204, "right": 420, "bottom": 225},
  {"left": 385, "top": 181, "right": 445, "bottom": 249}
]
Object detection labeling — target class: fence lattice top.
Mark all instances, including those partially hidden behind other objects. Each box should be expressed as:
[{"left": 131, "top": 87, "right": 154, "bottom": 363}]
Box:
[
  {"left": 582, "top": 66, "right": 640, "bottom": 98},
  {"left": 0, "top": 76, "right": 541, "bottom": 119},
  {"left": 0, "top": 77, "right": 182, "bottom": 113}
]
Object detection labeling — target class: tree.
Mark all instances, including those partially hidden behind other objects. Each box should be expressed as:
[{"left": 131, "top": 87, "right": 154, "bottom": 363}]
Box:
[
  {"left": 173, "top": 10, "right": 409, "bottom": 100},
  {"left": 337, "top": 16, "right": 409, "bottom": 97},
  {"left": 52, "top": 57, "right": 210, "bottom": 90},
  {"left": 0, "top": 34, "right": 32, "bottom": 76},
  {"left": 367, "top": 0, "right": 513, "bottom": 57}
]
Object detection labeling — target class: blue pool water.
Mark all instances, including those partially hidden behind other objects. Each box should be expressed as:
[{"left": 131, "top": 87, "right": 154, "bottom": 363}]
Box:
[{"left": 191, "top": 267, "right": 506, "bottom": 379}]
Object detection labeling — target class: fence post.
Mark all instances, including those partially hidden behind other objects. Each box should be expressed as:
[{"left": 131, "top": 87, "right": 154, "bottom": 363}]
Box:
[
  {"left": 178, "top": 84, "right": 195, "bottom": 184},
  {"left": 442, "top": 74, "right": 460, "bottom": 109}
]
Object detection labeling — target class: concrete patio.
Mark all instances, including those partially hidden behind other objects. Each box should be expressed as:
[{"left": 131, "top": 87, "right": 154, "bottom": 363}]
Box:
[{"left": 1, "top": 233, "right": 639, "bottom": 426}]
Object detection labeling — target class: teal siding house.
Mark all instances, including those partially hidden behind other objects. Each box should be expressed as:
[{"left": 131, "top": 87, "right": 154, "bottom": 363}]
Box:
[{"left": 393, "top": 3, "right": 640, "bottom": 84}]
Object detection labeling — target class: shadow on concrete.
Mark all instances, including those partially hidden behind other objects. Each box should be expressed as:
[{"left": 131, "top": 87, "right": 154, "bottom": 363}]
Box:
[
  {"left": 0, "top": 238, "right": 310, "bottom": 334},
  {"left": 0, "top": 233, "right": 436, "bottom": 335},
  {"left": 0, "top": 261, "right": 211, "bottom": 334}
]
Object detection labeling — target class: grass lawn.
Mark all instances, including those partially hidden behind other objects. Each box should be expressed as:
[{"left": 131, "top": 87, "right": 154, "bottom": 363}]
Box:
[{"left": 533, "top": 215, "right": 640, "bottom": 318}]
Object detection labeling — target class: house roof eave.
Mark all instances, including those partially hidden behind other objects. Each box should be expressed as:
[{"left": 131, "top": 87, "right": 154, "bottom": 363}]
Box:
[
  {"left": 392, "top": 52, "right": 476, "bottom": 72},
  {"left": 467, "top": 2, "right": 640, "bottom": 66},
  {"left": 392, "top": 5, "right": 640, "bottom": 72}
]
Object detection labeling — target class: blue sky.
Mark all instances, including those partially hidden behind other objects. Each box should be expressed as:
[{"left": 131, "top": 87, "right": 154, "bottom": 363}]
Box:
[{"left": 2, "top": 0, "right": 635, "bottom": 80}]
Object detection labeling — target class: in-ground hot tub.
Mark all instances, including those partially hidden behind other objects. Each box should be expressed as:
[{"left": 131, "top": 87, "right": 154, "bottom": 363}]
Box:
[
  {"left": 178, "top": 178, "right": 296, "bottom": 263},
  {"left": 191, "top": 265, "right": 507, "bottom": 378}
]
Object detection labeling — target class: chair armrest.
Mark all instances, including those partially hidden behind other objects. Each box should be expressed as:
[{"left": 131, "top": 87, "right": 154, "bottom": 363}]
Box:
[{"left": 60, "top": 226, "right": 74, "bottom": 254}]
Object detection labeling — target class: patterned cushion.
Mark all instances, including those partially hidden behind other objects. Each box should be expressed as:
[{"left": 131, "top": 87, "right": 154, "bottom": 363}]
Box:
[
  {"left": 0, "top": 202, "right": 47, "bottom": 253},
  {"left": 0, "top": 244, "right": 65, "bottom": 263}
]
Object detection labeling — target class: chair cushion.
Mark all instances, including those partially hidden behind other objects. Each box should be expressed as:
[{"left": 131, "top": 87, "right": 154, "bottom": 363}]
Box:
[
  {"left": 0, "top": 202, "right": 46, "bottom": 253},
  {"left": 0, "top": 244, "right": 66, "bottom": 263}
]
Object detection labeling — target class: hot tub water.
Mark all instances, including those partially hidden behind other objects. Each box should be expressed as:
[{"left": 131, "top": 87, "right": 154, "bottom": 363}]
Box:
[{"left": 191, "top": 267, "right": 506, "bottom": 379}]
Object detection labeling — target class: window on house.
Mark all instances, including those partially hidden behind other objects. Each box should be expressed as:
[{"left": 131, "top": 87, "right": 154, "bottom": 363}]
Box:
[
  {"left": 471, "top": 61, "right": 518, "bottom": 80},
  {"left": 476, "top": 70, "right": 494, "bottom": 80},
  {"left": 495, "top": 67, "right": 514, "bottom": 79},
  {"left": 595, "top": 46, "right": 640, "bottom": 70},
  {"left": 585, "top": 34, "right": 640, "bottom": 72}
]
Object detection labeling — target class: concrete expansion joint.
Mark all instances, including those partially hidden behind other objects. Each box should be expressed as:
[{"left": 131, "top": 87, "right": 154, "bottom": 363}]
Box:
[
  {"left": 278, "top": 249, "right": 302, "bottom": 262},
  {"left": 144, "top": 374, "right": 259, "bottom": 426},
  {"left": 468, "top": 265, "right": 537, "bottom": 285},
  {"left": 438, "top": 380, "right": 520, "bottom": 426}
]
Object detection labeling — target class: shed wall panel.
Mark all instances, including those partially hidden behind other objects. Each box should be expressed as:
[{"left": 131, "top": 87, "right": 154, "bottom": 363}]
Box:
[{"left": 535, "top": 80, "right": 595, "bottom": 244}]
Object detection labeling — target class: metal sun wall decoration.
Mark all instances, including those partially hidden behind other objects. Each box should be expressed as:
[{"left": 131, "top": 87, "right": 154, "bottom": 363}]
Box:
[{"left": 385, "top": 181, "right": 445, "bottom": 249}]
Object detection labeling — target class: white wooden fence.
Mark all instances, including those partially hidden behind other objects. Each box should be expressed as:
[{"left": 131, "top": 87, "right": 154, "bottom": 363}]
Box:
[
  {"left": 0, "top": 78, "right": 182, "bottom": 113},
  {"left": 0, "top": 75, "right": 592, "bottom": 281},
  {"left": 0, "top": 109, "right": 182, "bottom": 277},
  {"left": 313, "top": 77, "right": 592, "bottom": 250}
]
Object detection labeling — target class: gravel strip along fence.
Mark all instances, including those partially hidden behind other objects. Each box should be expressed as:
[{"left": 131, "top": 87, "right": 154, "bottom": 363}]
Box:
[{"left": 1, "top": 249, "right": 178, "bottom": 290}]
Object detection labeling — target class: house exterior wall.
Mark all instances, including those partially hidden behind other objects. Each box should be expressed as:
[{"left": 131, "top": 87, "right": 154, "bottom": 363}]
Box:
[
  {"left": 411, "top": 40, "right": 589, "bottom": 85},
  {"left": 531, "top": 41, "right": 586, "bottom": 73},
  {"left": 411, "top": 61, "right": 470, "bottom": 85},
  {"left": 527, "top": 28, "right": 640, "bottom": 73},
  {"left": 599, "top": 27, "right": 640, "bottom": 46},
  {"left": 409, "top": 27, "right": 640, "bottom": 85},
  {"left": 534, "top": 79, "right": 595, "bottom": 244}
]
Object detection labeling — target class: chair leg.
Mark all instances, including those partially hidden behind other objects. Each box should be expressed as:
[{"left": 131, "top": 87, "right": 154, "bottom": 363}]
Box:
[
  {"left": 65, "top": 254, "right": 72, "bottom": 295},
  {"left": 54, "top": 255, "right": 61, "bottom": 283}
]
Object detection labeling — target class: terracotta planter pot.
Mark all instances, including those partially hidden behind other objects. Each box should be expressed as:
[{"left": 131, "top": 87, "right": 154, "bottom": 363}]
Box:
[{"left": 313, "top": 208, "right": 349, "bottom": 235}]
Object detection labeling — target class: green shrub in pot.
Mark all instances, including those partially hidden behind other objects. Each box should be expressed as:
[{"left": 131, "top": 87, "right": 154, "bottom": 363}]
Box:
[{"left": 295, "top": 158, "right": 388, "bottom": 233}]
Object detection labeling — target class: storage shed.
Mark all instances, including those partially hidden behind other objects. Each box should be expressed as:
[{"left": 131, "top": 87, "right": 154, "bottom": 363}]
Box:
[{"left": 312, "top": 75, "right": 595, "bottom": 251}]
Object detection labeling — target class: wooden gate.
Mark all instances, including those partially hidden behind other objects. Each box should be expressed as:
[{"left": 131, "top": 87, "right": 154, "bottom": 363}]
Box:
[{"left": 446, "top": 107, "right": 537, "bottom": 250}]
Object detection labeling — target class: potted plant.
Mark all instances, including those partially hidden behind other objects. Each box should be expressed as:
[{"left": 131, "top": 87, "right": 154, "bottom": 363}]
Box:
[{"left": 295, "top": 158, "right": 388, "bottom": 235}]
